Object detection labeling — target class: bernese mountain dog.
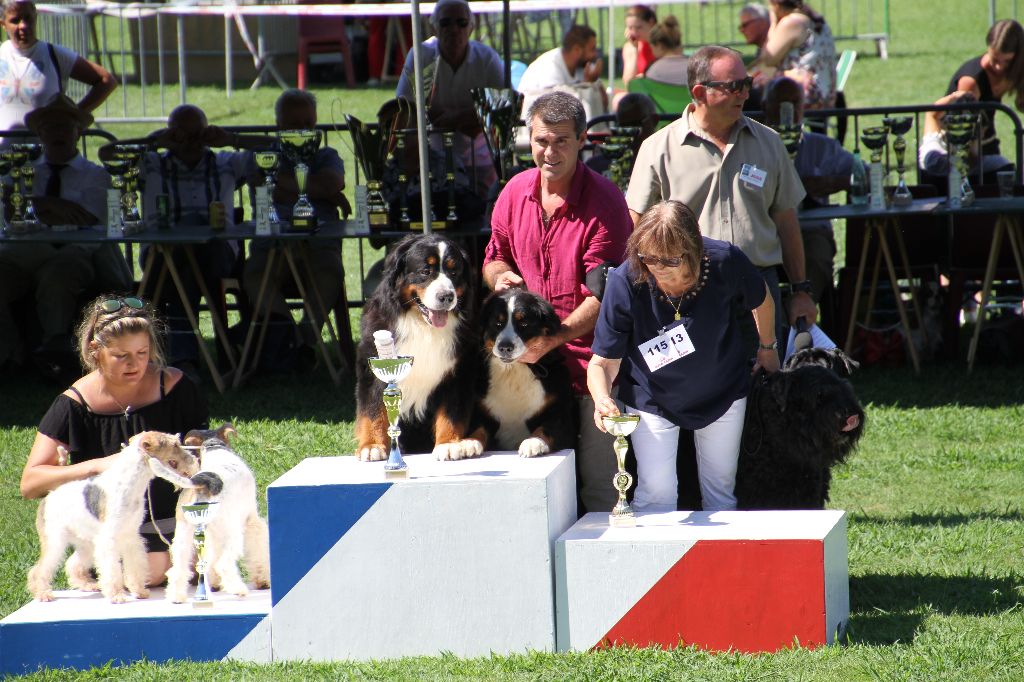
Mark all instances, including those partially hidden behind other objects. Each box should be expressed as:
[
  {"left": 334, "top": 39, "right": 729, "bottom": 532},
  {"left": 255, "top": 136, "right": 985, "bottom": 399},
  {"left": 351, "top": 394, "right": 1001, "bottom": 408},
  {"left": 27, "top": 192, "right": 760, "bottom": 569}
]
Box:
[
  {"left": 355, "top": 234, "right": 484, "bottom": 461},
  {"left": 471, "top": 290, "right": 577, "bottom": 457}
]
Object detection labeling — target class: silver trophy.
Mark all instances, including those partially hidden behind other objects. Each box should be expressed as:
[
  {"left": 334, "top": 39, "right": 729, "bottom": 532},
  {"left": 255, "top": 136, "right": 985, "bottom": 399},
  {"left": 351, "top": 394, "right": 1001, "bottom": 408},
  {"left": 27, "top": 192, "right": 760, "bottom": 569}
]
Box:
[
  {"left": 945, "top": 114, "right": 978, "bottom": 207},
  {"left": 472, "top": 87, "right": 525, "bottom": 186},
  {"left": 860, "top": 126, "right": 889, "bottom": 209},
  {"left": 114, "top": 144, "right": 147, "bottom": 231},
  {"left": 254, "top": 150, "right": 282, "bottom": 226},
  {"left": 882, "top": 116, "right": 913, "bottom": 206},
  {"left": 347, "top": 114, "right": 393, "bottom": 228},
  {"left": 368, "top": 356, "right": 414, "bottom": 478},
  {"left": 182, "top": 502, "right": 219, "bottom": 608},
  {"left": 279, "top": 129, "right": 323, "bottom": 231},
  {"left": 602, "top": 413, "right": 641, "bottom": 528}
]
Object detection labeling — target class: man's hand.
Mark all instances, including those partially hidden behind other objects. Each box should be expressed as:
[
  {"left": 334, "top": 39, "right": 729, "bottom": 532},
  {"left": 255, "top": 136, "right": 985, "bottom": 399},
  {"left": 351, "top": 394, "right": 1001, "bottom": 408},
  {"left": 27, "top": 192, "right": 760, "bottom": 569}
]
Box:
[
  {"left": 33, "top": 197, "right": 98, "bottom": 226},
  {"left": 517, "top": 333, "right": 562, "bottom": 364},
  {"left": 788, "top": 291, "right": 818, "bottom": 326},
  {"left": 493, "top": 270, "right": 524, "bottom": 292},
  {"left": 583, "top": 58, "right": 604, "bottom": 83},
  {"left": 201, "top": 125, "right": 236, "bottom": 148}
]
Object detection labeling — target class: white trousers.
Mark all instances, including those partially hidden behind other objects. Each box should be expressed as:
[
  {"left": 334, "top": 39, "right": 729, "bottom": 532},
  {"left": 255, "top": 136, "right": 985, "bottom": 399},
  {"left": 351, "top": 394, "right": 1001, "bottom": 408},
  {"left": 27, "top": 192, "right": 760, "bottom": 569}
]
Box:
[{"left": 628, "top": 397, "right": 747, "bottom": 513}]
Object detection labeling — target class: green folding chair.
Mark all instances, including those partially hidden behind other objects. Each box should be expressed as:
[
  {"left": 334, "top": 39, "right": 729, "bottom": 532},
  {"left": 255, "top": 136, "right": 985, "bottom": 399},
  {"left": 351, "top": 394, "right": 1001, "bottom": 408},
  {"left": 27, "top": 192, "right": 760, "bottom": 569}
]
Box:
[{"left": 627, "top": 77, "right": 693, "bottom": 117}]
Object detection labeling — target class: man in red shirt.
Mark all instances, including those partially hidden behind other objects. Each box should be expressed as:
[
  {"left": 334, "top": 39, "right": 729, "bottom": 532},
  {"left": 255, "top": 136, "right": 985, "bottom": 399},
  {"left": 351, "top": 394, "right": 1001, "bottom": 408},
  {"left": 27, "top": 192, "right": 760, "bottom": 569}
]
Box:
[{"left": 483, "top": 91, "right": 632, "bottom": 514}]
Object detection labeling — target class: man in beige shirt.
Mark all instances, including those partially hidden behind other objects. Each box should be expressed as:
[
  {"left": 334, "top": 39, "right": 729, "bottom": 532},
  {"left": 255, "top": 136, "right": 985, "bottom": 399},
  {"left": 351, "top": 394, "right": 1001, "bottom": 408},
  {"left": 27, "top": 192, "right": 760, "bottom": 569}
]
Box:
[{"left": 626, "top": 45, "right": 817, "bottom": 344}]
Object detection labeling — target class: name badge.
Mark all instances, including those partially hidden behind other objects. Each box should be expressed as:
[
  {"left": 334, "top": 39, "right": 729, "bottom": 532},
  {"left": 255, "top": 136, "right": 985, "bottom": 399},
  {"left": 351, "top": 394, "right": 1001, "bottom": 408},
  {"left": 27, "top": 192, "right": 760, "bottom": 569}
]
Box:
[
  {"left": 740, "top": 163, "right": 767, "bottom": 188},
  {"left": 638, "top": 321, "right": 695, "bottom": 372}
]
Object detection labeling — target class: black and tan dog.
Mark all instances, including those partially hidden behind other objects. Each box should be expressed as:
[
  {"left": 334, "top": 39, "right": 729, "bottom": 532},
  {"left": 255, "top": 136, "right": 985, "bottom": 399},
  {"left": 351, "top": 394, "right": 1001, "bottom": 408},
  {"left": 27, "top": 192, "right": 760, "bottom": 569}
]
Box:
[
  {"left": 471, "top": 290, "right": 577, "bottom": 457},
  {"left": 355, "top": 234, "right": 483, "bottom": 461},
  {"left": 735, "top": 348, "right": 865, "bottom": 510}
]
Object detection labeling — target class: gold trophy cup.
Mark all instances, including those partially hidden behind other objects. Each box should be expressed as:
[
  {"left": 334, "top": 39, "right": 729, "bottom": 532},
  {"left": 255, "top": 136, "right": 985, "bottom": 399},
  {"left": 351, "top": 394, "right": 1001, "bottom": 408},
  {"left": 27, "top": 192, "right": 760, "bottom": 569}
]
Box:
[
  {"left": 602, "top": 413, "right": 641, "bottom": 528},
  {"left": 860, "top": 126, "right": 889, "bottom": 209},
  {"left": 182, "top": 502, "right": 219, "bottom": 608},
  {"left": 882, "top": 116, "right": 914, "bottom": 206},
  {"left": 278, "top": 129, "right": 323, "bottom": 231}
]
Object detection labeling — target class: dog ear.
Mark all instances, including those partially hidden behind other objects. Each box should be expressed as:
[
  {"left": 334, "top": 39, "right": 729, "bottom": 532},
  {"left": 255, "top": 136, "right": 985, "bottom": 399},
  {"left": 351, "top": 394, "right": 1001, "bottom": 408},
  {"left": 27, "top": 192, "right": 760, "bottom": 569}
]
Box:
[
  {"left": 136, "top": 433, "right": 158, "bottom": 454},
  {"left": 382, "top": 234, "right": 418, "bottom": 291},
  {"left": 217, "top": 423, "right": 237, "bottom": 443},
  {"left": 183, "top": 429, "right": 204, "bottom": 447},
  {"left": 829, "top": 349, "right": 859, "bottom": 377}
]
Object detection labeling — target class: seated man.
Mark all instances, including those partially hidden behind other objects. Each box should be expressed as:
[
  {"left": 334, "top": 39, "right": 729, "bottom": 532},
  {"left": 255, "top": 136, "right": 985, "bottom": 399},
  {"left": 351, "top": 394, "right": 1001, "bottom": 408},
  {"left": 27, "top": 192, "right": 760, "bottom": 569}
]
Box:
[
  {"left": 396, "top": 0, "right": 503, "bottom": 195},
  {"left": 919, "top": 90, "right": 1014, "bottom": 190},
  {"left": 763, "top": 77, "right": 854, "bottom": 304},
  {"left": 586, "top": 92, "right": 658, "bottom": 180},
  {"left": 101, "top": 105, "right": 264, "bottom": 379},
  {"left": 243, "top": 89, "right": 348, "bottom": 371},
  {"left": 517, "top": 25, "right": 607, "bottom": 143},
  {"left": 0, "top": 94, "right": 128, "bottom": 379}
]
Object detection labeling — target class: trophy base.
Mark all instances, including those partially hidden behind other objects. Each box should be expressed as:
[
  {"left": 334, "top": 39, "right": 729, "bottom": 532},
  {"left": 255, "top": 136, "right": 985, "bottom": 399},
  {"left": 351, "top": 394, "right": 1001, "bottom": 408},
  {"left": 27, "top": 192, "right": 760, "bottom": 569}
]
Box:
[
  {"left": 290, "top": 216, "right": 317, "bottom": 232},
  {"left": 892, "top": 193, "right": 913, "bottom": 207},
  {"left": 192, "top": 599, "right": 214, "bottom": 609},
  {"left": 368, "top": 211, "right": 389, "bottom": 226},
  {"left": 7, "top": 220, "right": 45, "bottom": 235},
  {"left": 609, "top": 513, "right": 637, "bottom": 528},
  {"left": 384, "top": 468, "right": 410, "bottom": 480}
]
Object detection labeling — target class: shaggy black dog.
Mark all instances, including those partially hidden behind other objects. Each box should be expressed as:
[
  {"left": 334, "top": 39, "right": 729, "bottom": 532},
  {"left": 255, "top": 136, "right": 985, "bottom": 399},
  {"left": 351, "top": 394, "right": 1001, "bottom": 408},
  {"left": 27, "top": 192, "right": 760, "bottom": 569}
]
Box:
[{"left": 734, "top": 349, "right": 865, "bottom": 510}]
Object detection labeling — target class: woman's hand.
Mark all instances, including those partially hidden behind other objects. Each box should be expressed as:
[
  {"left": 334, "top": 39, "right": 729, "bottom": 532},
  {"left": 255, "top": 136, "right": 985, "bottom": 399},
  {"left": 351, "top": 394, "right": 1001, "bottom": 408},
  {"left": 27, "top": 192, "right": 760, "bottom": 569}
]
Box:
[
  {"left": 753, "top": 347, "right": 781, "bottom": 374},
  {"left": 593, "top": 395, "right": 620, "bottom": 432}
]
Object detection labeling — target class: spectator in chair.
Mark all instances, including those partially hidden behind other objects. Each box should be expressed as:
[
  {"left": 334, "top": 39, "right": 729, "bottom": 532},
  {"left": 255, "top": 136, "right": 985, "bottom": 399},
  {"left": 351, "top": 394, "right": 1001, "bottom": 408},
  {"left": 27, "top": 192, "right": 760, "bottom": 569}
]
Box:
[
  {"left": 483, "top": 92, "right": 632, "bottom": 514},
  {"left": 919, "top": 90, "right": 1014, "bottom": 186},
  {"left": 396, "top": 0, "right": 503, "bottom": 195},
  {"left": 738, "top": 3, "right": 770, "bottom": 59},
  {"left": 641, "top": 16, "right": 689, "bottom": 88},
  {"left": 621, "top": 4, "right": 657, "bottom": 86},
  {"left": 0, "top": 94, "right": 129, "bottom": 379},
  {"left": 0, "top": 0, "right": 116, "bottom": 146},
  {"left": 763, "top": 76, "right": 853, "bottom": 304},
  {"left": 626, "top": 46, "right": 815, "bottom": 354},
  {"left": 100, "top": 105, "right": 266, "bottom": 382},
  {"left": 517, "top": 25, "right": 607, "bottom": 130},
  {"left": 243, "top": 89, "right": 348, "bottom": 372}
]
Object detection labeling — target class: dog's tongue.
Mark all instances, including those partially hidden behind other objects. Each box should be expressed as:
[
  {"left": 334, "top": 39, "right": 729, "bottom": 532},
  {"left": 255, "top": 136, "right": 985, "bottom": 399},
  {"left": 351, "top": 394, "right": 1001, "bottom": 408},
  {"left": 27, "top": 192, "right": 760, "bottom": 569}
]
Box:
[
  {"left": 427, "top": 309, "right": 449, "bottom": 328},
  {"left": 842, "top": 415, "right": 860, "bottom": 432}
]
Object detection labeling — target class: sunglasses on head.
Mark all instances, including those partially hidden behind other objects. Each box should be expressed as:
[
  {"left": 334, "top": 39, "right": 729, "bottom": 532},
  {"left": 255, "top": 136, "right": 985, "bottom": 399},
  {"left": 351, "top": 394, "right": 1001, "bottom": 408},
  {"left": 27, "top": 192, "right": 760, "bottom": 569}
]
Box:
[
  {"left": 99, "top": 297, "right": 145, "bottom": 313},
  {"left": 438, "top": 17, "right": 470, "bottom": 28},
  {"left": 700, "top": 76, "right": 754, "bottom": 94},
  {"left": 639, "top": 254, "right": 683, "bottom": 268}
]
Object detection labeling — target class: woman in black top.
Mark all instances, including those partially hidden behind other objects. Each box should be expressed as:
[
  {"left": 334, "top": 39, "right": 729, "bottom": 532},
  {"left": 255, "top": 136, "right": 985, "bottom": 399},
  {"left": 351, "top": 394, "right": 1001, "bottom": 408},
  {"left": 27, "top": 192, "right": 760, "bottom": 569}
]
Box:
[
  {"left": 948, "top": 19, "right": 1024, "bottom": 161},
  {"left": 21, "top": 295, "right": 208, "bottom": 585}
]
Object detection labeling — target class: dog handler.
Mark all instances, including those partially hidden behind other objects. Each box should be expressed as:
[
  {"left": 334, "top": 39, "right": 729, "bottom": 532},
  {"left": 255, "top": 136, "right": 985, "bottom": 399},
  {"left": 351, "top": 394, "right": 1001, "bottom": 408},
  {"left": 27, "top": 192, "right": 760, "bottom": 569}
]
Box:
[
  {"left": 588, "top": 201, "right": 779, "bottom": 512},
  {"left": 20, "top": 296, "right": 209, "bottom": 584}
]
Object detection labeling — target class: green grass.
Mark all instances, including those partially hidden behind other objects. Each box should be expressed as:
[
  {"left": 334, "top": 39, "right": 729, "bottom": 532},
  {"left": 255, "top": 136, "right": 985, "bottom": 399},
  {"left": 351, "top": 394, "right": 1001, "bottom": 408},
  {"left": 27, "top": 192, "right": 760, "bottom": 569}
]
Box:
[{"left": 5, "top": 1, "right": 1024, "bottom": 679}]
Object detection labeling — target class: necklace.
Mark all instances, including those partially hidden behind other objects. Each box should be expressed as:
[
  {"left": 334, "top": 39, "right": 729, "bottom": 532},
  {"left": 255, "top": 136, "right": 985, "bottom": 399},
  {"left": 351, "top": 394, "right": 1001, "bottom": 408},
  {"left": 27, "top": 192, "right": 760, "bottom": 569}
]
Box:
[
  {"left": 659, "top": 254, "right": 710, "bottom": 320},
  {"left": 105, "top": 389, "right": 133, "bottom": 419}
]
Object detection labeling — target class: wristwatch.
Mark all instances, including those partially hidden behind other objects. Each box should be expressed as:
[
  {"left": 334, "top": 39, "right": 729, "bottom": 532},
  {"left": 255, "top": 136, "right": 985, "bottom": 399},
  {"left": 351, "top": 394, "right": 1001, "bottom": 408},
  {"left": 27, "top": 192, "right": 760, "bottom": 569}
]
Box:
[
  {"left": 791, "top": 279, "right": 813, "bottom": 295},
  {"left": 758, "top": 340, "right": 779, "bottom": 351}
]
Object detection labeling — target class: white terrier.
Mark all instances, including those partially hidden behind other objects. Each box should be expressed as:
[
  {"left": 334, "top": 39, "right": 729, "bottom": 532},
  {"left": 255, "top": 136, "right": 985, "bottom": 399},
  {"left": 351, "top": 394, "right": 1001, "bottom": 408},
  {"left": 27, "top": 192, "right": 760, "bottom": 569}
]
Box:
[
  {"left": 164, "top": 424, "right": 271, "bottom": 603},
  {"left": 28, "top": 431, "right": 199, "bottom": 603}
]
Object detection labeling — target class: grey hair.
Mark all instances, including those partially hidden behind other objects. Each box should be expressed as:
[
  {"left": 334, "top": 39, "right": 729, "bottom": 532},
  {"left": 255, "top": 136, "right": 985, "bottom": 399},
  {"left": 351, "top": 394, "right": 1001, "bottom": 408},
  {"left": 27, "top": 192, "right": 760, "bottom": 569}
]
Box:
[
  {"left": 740, "top": 3, "right": 770, "bottom": 21},
  {"left": 1, "top": 0, "right": 35, "bottom": 14},
  {"left": 431, "top": 0, "right": 473, "bottom": 27},
  {"left": 687, "top": 45, "right": 743, "bottom": 92},
  {"left": 275, "top": 88, "right": 317, "bottom": 121},
  {"left": 526, "top": 91, "right": 587, "bottom": 137}
]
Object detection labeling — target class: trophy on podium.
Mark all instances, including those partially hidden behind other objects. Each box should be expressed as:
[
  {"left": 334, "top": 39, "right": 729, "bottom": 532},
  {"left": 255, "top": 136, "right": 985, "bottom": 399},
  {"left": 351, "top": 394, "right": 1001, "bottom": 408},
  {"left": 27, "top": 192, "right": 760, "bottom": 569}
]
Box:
[
  {"left": 860, "top": 126, "right": 889, "bottom": 210},
  {"left": 882, "top": 116, "right": 914, "bottom": 206},
  {"left": 602, "top": 413, "right": 641, "bottom": 528},
  {"left": 472, "top": 87, "right": 525, "bottom": 186},
  {"left": 346, "top": 114, "right": 393, "bottom": 229},
  {"left": 945, "top": 113, "right": 978, "bottom": 208},
  {"left": 254, "top": 150, "right": 282, "bottom": 229},
  {"left": 368, "top": 330, "right": 412, "bottom": 479},
  {"left": 182, "top": 502, "right": 219, "bottom": 608},
  {"left": 279, "top": 129, "right": 323, "bottom": 231}
]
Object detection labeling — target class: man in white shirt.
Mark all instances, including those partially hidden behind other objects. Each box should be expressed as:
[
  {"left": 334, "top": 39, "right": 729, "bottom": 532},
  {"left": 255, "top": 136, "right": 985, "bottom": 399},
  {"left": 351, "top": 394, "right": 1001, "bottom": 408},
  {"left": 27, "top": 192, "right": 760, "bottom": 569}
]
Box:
[{"left": 396, "top": 0, "right": 503, "bottom": 194}]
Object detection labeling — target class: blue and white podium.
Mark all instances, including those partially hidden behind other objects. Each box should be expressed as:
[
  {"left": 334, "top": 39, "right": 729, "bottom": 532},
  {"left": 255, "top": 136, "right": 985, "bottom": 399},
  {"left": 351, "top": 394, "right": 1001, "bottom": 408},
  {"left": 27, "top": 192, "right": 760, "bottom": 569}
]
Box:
[
  {"left": 267, "top": 450, "right": 577, "bottom": 661},
  {"left": 0, "top": 587, "right": 271, "bottom": 675},
  {"left": 556, "top": 510, "right": 848, "bottom": 653}
]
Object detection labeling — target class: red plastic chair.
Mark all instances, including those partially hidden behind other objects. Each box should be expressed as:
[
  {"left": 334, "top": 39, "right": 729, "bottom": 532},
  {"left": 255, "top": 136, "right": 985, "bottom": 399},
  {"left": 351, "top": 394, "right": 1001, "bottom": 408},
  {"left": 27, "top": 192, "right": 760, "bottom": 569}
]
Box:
[{"left": 297, "top": 12, "right": 356, "bottom": 89}]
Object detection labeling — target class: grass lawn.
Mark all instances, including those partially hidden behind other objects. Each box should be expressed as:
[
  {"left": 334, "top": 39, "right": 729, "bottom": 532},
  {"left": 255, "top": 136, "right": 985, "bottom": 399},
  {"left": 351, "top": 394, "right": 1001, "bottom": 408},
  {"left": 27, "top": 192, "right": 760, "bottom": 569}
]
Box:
[{"left": 3, "top": 0, "right": 1024, "bottom": 679}]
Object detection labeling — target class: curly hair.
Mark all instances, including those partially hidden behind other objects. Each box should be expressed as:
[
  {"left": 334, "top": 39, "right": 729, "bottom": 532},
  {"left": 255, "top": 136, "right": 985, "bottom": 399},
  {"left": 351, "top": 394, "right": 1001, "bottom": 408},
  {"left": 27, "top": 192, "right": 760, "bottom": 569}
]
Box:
[{"left": 76, "top": 295, "right": 167, "bottom": 372}]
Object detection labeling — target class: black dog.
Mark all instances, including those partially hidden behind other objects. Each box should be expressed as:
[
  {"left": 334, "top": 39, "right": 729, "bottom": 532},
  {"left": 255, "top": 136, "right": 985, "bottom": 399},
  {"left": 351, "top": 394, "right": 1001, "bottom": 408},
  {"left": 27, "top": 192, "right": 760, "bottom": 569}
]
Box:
[
  {"left": 355, "top": 234, "right": 482, "bottom": 461},
  {"left": 472, "top": 290, "right": 577, "bottom": 457},
  {"left": 734, "top": 348, "right": 865, "bottom": 510}
]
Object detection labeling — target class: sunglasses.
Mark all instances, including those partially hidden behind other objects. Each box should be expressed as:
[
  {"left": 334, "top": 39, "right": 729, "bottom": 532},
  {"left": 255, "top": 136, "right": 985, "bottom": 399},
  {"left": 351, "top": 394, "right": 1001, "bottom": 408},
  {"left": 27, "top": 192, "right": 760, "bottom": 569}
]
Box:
[
  {"left": 99, "top": 297, "right": 145, "bottom": 313},
  {"left": 438, "top": 18, "right": 470, "bottom": 29},
  {"left": 700, "top": 76, "right": 754, "bottom": 94},
  {"left": 639, "top": 254, "right": 683, "bottom": 268},
  {"left": 738, "top": 20, "right": 758, "bottom": 30}
]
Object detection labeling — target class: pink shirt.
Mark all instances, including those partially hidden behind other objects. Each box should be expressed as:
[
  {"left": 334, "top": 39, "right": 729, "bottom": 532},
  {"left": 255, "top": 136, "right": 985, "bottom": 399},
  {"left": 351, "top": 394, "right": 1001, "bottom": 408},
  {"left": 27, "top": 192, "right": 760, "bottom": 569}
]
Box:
[{"left": 484, "top": 161, "right": 632, "bottom": 394}]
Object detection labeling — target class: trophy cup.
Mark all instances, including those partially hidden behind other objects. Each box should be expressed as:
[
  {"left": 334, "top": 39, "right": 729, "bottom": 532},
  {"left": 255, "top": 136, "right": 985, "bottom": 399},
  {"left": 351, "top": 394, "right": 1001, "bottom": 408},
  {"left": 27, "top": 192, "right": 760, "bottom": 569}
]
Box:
[
  {"left": 346, "top": 114, "right": 392, "bottom": 229},
  {"left": 395, "top": 132, "right": 412, "bottom": 229},
  {"left": 8, "top": 144, "right": 43, "bottom": 232},
  {"left": 368, "top": 356, "right": 414, "bottom": 479},
  {"left": 602, "top": 413, "right": 641, "bottom": 528},
  {"left": 775, "top": 124, "right": 803, "bottom": 161},
  {"left": 254, "top": 150, "right": 282, "bottom": 228},
  {"left": 472, "top": 87, "right": 525, "bottom": 186},
  {"left": 860, "top": 126, "right": 889, "bottom": 210},
  {"left": 182, "top": 502, "right": 219, "bottom": 608},
  {"left": 0, "top": 152, "right": 11, "bottom": 234},
  {"left": 945, "top": 114, "right": 978, "bottom": 208},
  {"left": 443, "top": 130, "right": 458, "bottom": 228},
  {"left": 101, "top": 155, "right": 131, "bottom": 234},
  {"left": 882, "top": 116, "right": 913, "bottom": 206},
  {"left": 278, "top": 129, "right": 323, "bottom": 231},
  {"left": 114, "top": 144, "right": 146, "bottom": 233}
]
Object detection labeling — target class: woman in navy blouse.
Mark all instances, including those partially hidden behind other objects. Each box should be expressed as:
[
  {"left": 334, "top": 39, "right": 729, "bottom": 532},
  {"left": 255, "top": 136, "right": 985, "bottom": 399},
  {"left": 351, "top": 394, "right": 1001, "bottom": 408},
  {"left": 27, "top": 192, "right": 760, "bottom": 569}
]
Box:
[{"left": 588, "top": 201, "right": 779, "bottom": 512}]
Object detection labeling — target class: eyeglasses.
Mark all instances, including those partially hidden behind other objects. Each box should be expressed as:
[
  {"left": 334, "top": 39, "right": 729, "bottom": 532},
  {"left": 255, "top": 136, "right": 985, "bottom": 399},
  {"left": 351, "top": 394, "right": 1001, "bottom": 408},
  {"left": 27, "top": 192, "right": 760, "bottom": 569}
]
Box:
[
  {"left": 738, "top": 20, "right": 757, "bottom": 30},
  {"left": 700, "top": 76, "right": 754, "bottom": 94},
  {"left": 639, "top": 254, "right": 683, "bottom": 268},
  {"left": 99, "top": 297, "right": 145, "bottom": 313},
  {"left": 438, "top": 18, "right": 470, "bottom": 29}
]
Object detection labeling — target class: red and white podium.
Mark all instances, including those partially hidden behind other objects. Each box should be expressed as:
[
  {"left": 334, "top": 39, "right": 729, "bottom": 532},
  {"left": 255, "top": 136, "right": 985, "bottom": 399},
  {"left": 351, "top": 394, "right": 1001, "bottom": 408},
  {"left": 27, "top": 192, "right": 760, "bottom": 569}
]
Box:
[{"left": 555, "top": 510, "right": 848, "bottom": 653}]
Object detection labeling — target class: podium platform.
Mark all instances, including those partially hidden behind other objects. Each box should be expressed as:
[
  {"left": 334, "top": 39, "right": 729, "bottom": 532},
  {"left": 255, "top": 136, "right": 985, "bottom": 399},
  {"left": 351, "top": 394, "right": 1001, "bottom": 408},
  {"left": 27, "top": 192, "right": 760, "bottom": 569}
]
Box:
[
  {"left": 0, "top": 587, "right": 271, "bottom": 675},
  {"left": 555, "top": 510, "right": 848, "bottom": 653},
  {"left": 268, "top": 450, "right": 577, "bottom": 661}
]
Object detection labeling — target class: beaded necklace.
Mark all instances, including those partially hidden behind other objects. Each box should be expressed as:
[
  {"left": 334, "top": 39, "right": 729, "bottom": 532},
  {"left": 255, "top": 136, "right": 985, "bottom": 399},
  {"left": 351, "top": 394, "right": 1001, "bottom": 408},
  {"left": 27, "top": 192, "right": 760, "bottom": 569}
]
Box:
[{"left": 659, "top": 253, "right": 710, "bottom": 320}]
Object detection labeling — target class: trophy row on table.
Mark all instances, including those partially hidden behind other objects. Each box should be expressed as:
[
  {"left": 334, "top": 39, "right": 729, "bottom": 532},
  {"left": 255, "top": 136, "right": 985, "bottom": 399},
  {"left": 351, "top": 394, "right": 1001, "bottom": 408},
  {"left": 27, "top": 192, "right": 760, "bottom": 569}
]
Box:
[{"left": 1, "top": 143, "right": 44, "bottom": 235}]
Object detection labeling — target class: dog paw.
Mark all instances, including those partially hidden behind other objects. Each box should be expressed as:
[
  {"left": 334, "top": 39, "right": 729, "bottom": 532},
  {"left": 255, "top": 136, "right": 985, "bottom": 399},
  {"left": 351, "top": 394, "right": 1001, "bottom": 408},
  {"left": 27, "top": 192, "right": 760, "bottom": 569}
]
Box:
[
  {"left": 433, "top": 439, "right": 483, "bottom": 461},
  {"left": 518, "top": 437, "right": 550, "bottom": 458},
  {"left": 133, "top": 587, "right": 151, "bottom": 600},
  {"left": 33, "top": 590, "right": 55, "bottom": 602},
  {"left": 358, "top": 445, "right": 388, "bottom": 462},
  {"left": 109, "top": 591, "right": 131, "bottom": 604},
  {"left": 168, "top": 589, "right": 189, "bottom": 604}
]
